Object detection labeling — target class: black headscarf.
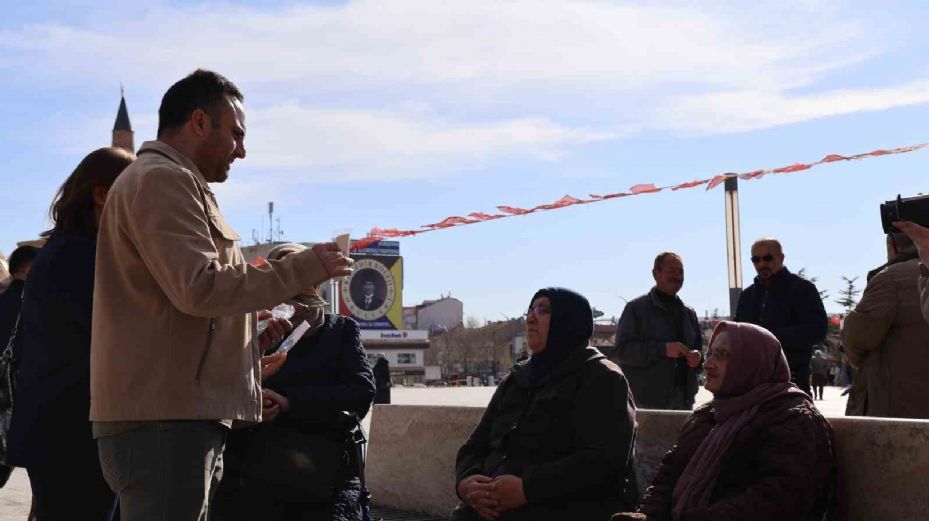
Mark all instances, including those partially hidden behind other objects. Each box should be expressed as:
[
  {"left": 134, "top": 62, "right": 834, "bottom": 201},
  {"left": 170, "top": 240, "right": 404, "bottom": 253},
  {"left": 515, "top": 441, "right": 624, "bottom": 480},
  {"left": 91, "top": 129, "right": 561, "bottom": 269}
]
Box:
[{"left": 527, "top": 287, "right": 594, "bottom": 384}]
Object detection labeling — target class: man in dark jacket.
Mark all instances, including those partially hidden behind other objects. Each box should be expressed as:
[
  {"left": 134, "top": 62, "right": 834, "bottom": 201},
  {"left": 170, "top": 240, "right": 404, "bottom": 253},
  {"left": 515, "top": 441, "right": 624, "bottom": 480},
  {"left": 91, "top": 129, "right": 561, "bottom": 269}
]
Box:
[
  {"left": 735, "top": 238, "right": 826, "bottom": 395},
  {"left": 0, "top": 245, "right": 38, "bottom": 353},
  {"left": 614, "top": 252, "right": 703, "bottom": 410}
]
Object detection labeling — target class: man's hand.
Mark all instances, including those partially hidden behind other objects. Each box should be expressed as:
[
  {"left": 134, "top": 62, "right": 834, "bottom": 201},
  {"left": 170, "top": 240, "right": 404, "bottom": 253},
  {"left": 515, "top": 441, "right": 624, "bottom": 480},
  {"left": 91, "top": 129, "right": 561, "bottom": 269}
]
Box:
[
  {"left": 893, "top": 221, "right": 929, "bottom": 266},
  {"left": 260, "top": 351, "right": 287, "bottom": 381},
  {"left": 259, "top": 317, "right": 292, "bottom": 354},
  {"left": 684, "top": 349, "right": 701, "bottom": 368},
  {"left": 665, "top": 342, "right": 687, "bottom": 359},
  {"left": 489, "top": 475, "right": 527, "bottom": 512},
  {"left": 458, "top": 475, "right": 499, "bottom": 520},
  {"left": 312, "top": 242, "right": 354, "bottom": 279}
]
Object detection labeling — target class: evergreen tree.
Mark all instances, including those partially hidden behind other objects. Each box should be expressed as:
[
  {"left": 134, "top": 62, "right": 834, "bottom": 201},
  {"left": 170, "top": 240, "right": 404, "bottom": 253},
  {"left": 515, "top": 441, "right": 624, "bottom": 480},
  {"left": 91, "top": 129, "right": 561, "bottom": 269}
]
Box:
[{"left": 835, "top": 276, "right": 861, "bottom": 315}]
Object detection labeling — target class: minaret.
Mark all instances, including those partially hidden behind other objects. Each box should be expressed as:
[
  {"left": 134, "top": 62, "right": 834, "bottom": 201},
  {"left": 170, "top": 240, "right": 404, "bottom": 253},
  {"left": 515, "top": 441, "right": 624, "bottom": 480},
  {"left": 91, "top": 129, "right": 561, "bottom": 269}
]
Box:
[{"left": 112, "top": 86, "right": 134, "bottom": 152}]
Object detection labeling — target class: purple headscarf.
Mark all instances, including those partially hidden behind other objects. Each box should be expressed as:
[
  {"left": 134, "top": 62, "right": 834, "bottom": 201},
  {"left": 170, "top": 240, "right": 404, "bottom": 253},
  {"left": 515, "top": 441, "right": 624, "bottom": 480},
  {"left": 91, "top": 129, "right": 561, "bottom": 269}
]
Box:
[{"left": 671, "top": 321, "right": 808, "bottom": 518}]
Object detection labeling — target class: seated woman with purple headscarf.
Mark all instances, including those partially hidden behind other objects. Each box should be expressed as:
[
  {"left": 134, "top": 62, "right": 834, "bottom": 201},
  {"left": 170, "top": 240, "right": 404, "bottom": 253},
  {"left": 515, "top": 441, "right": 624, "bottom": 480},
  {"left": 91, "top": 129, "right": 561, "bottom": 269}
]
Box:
[{"left": 614, "top": 321, "right": 836, "bottom": 521}]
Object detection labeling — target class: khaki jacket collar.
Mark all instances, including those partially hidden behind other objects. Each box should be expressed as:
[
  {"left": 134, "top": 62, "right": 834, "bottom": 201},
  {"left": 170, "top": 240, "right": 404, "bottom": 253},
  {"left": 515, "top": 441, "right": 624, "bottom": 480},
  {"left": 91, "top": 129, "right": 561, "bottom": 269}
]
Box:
[{"left": 138, "top": 140, "right": 213, "bottom": 193}]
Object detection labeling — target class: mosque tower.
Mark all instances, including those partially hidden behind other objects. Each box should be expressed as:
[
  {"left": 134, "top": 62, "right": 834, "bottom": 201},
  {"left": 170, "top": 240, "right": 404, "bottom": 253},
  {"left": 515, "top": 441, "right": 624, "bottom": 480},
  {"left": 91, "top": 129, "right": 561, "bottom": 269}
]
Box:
[{"left": 112, "top": 86, "right": 134, "bottom": 152}]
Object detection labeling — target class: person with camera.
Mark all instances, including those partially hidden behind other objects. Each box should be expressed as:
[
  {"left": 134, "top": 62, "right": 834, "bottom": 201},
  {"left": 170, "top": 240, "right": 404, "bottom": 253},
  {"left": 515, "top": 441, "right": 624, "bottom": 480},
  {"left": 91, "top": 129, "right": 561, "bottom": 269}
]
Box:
[
  {"left": 894, "top": 220, "right": 929, "bottom": 326},
  {"left": 843, "top": 225, "right": 929, "bottom": 419},
  {"left": 735, "top": 238, "right": 826, "bottom": 395},
  {"left": 614, "top": 252, "right": 703, "bottom": 410}
]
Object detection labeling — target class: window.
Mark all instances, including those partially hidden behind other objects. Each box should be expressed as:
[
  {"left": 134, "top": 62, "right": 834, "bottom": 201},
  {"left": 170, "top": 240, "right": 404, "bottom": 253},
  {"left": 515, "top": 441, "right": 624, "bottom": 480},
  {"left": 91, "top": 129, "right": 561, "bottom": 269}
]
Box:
[{"left": 397, "top": 353, "right": 416, "bottom": 365}]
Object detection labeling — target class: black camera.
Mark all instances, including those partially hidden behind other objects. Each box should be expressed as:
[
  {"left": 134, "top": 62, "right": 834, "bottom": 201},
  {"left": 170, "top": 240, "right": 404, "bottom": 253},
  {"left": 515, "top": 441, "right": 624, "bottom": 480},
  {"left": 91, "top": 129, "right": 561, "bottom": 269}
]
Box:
[{"left": 880, "top": 194, "right": 929, "bottom": 233}]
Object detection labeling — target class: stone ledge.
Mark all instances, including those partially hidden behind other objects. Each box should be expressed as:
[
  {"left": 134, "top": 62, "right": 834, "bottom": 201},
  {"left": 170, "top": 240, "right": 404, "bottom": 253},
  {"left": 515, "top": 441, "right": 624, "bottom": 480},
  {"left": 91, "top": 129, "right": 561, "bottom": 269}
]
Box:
[{"left": 367, "top": 405, "right": 929, "bottom": 521}]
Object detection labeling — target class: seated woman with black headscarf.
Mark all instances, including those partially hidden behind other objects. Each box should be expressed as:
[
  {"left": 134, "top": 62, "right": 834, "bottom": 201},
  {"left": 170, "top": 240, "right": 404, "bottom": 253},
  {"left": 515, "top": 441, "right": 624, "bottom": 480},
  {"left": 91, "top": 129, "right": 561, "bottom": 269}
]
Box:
[
  {"left": 452, "top": 287, "right": 637, "bottom": 521},
  {"left": 613, "top": 321, "right": 836, "bottom": 521}
]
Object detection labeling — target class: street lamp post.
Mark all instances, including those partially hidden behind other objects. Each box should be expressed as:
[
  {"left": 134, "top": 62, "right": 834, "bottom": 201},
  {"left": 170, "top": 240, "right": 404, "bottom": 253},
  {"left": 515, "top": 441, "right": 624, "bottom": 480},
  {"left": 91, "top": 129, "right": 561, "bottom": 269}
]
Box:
[{"left": 724, "top": 177, "right": 743, "bottom": 317}]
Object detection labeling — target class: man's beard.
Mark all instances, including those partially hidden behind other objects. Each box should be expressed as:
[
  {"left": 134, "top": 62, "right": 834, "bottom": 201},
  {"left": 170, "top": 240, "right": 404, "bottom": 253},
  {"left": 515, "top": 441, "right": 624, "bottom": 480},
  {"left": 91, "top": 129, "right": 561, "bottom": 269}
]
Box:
[{"left": 213, "top": 164, "right": 230, "bottom": 183}]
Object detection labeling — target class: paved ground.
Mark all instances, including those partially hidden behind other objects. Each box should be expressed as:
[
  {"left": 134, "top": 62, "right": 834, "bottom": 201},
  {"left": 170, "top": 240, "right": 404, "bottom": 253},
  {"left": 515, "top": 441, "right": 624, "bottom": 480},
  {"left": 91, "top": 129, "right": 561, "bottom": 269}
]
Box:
[
  {"left": 389, "top": 383, "right": 851, "bottom": 416},
  {"left": 0, "top": 386, "right": 849, "bottom": 519}
]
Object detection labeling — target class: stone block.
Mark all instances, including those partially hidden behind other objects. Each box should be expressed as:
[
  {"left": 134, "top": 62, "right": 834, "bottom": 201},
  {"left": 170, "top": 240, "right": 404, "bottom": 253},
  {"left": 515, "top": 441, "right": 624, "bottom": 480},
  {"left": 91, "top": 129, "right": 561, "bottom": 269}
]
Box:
[{"left": 366, "top": 405, "right": 929, "bottom": 520}]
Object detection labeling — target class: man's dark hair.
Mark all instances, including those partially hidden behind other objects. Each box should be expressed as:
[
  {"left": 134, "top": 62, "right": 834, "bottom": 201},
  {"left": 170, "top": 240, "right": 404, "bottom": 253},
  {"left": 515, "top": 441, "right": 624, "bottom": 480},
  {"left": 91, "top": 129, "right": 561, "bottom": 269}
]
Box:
[
  {"left": 8, "top": 245, "right": 39, "bottom": 277},
  {"left": 653, "top": 252, "right": 682, "bottom": 271},
  {"left": 157, "top": 69, "right": 244, "bottom": 137}
]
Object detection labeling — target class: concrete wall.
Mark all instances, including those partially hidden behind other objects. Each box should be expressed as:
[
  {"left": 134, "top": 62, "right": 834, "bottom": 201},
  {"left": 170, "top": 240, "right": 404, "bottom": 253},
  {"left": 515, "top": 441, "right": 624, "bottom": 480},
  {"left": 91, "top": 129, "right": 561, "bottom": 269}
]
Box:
[{"left": 367, "top": 405, "right": 929, "bottom": 520}]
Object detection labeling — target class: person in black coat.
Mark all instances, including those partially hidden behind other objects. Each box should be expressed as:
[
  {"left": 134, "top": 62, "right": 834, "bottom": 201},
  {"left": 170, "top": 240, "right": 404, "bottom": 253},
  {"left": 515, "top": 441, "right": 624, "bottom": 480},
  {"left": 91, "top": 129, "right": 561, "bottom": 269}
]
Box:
[
  {"left": 373, "top": 355, "right": 392, "bottom": 404},
  {"left": 735, "top": 239, "right": 827, "bottom": 395},
  {"left": 8, "top": 147, "right": 135, "bottom": 521},
  {"left": 452, "top": 287, "right": 637, "bottom": 521},
  {"left": 0, "top": 245, "right": 38, "bottom": 352},
  {"left": 213, "top": 242, "right": 376, "bottom": 521}
]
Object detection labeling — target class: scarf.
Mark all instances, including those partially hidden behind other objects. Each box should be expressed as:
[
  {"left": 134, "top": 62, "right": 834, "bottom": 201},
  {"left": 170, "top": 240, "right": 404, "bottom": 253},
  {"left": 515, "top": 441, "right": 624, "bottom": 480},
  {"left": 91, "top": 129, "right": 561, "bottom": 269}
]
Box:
[
  {"left": 527, "top": 287, "right": 593, "bottom": 384},
  {"left": 671, "top": 321, "right": 808, "bottom": 518},
  {"left": 288, "top": 292, "right": 328, "bottom": 338}
]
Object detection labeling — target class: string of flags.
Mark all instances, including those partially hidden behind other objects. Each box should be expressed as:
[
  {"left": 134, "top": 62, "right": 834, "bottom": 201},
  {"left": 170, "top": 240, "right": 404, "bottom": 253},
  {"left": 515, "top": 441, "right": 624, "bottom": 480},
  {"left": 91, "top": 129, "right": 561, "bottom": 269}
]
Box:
[{"left": 349, "top": 141, "right": 929, "bottom": 250}]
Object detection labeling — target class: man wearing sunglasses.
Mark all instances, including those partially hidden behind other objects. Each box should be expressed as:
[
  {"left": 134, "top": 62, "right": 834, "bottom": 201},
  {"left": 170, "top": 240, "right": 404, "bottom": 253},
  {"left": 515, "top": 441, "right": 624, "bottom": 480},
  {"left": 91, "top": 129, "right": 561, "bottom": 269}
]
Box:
[{"left": 735, "top": 238, "right": 827, "bottom": 395}]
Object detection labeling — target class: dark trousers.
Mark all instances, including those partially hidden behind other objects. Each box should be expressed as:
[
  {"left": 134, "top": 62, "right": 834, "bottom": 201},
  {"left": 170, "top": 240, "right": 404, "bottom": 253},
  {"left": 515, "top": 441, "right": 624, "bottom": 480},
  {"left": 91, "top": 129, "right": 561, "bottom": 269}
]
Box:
[
  {"left": 97, "top": 421, "right": 227, "bottom": 521},
  {"left": 27, "top": 454, "right": 118, "bottom": 521},
  {"left": 789, "top": 360, "right": 812, "bottom": 395}
]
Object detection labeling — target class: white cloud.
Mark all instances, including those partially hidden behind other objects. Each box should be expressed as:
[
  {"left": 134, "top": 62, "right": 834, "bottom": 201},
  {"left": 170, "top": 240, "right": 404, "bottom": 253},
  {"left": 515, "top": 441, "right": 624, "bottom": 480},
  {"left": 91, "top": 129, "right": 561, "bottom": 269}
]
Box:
[
  {"left": 243, "top": 104, "right": 616, "bottom": 176},
  {"left": 656, "top": 78, "right": 929, "bottom": 134},
  {"left": 3, "top": 0, "right": 926, "bottom": 178},
  {"left": 0, "top": 1, "right": 867, "bottom": 91}
]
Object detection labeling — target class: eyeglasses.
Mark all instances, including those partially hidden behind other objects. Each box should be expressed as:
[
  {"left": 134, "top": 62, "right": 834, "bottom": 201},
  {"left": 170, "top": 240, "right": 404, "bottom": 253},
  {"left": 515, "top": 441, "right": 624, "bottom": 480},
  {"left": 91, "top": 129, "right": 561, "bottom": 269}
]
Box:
[
  {"left": 705, "top": 348, "right": 730, "bottom": 361},
  {"left": 525, "top": 304, "right": 551, "bottom": 318},
  {"left": 750, "top": 254, "right": 775, "bottom": 264}
]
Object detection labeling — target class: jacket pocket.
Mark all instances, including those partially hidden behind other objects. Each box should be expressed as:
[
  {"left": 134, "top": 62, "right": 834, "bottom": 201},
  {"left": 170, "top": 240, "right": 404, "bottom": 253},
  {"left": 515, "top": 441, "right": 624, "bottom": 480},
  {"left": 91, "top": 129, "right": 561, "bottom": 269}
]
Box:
[
  {"left": 203, "top": 194, "right": 241, "bottom": 242},
  {"left": 195, "top": 318, "right": 216, "bottom": 383}
]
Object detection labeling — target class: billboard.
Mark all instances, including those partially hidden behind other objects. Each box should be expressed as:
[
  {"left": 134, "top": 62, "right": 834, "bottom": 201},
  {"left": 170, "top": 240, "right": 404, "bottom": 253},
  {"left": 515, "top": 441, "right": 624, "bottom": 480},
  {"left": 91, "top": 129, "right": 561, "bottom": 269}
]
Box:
[{"left": 340, "top": 254, "right": 403, "bottom": 330}]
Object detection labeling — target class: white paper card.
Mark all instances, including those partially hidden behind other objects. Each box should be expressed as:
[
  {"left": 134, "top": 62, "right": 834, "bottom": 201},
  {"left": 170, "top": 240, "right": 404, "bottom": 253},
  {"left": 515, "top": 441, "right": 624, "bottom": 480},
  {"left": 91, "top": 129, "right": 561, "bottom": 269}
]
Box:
[{"left": 277, "top": 320, "right": 310, "bottom": 353}]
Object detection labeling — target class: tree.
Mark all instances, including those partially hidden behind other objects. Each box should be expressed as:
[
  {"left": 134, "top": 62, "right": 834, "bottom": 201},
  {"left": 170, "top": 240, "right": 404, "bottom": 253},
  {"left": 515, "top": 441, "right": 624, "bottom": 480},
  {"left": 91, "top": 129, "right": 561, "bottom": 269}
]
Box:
[
  {"left": 797, "top": 268, "right": 829, "bottom": 301},
  {"left": 835, "top": 276, "right": 861, "bottom": 315},
  {"left": 591, "top": 307, "right": 605, "bottom": 319}
]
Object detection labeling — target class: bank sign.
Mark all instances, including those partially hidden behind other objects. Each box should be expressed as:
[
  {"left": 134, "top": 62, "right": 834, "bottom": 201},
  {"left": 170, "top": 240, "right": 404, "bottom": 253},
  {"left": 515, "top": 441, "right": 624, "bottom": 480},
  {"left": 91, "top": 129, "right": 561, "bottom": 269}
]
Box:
[{"left": 360, "top": 330, "right": 429, "bottom": 341}]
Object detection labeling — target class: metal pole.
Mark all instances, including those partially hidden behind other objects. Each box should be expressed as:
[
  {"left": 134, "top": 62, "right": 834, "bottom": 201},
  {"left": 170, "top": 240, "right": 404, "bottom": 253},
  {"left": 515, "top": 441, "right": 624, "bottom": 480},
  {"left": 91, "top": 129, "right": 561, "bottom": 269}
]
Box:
[{"left": 724, "top": 177, "right": 743, "bottom": 317}]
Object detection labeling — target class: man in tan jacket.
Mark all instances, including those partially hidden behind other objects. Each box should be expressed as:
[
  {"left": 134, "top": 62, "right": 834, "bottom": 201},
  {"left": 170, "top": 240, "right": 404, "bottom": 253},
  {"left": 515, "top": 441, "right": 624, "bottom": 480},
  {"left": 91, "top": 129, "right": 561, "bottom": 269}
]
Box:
[
  {"left": 843, "top": 231, "right": 929, "bottom": 419},
  {"left": 91, "top": 70, "right": 353, "bottom": 520}
]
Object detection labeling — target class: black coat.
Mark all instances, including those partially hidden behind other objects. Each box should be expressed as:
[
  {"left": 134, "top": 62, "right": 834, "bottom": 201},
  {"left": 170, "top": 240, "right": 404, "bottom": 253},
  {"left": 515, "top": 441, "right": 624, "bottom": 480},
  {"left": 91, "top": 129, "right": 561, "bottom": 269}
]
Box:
[
  {"left": 614, "top": 288, "right": 702, "bottom": 409},
  {"left": 373, "top": 359, "right": 391, "bottom": 404},
  {"left": 638, "top": 394, "right": 835, "bottom": 521},
  {"left": 265, "top": 313, "right": 376, "bottom": 429},
  {"left": 8, "top": 235, "right": 97, "bottom": 467},
  {"left": 215, "top": 314, "right": 375, "bottom": 521},
  {"left": 454, "top": 346, "right": 637, "bottom": 521},
  {"left": 0, "top": 278, "right": 24, "bottom": 357},
  {"left": 735, "top": 268, "right": 827, "bottom": 371}
]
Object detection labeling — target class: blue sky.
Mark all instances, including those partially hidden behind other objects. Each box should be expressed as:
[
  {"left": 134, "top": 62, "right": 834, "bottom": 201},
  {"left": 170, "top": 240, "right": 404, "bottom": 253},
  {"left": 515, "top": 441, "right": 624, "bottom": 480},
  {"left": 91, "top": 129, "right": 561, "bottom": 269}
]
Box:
[{"left": 2, "top": 0, "right": 929, "bottom": 323}]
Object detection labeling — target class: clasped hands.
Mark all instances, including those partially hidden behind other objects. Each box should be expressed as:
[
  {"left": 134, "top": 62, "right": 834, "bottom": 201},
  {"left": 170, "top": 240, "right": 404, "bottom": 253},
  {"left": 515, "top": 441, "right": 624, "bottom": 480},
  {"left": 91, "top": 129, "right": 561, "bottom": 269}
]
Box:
[
  {"left": 458, "top": 474, "right": 527, "bottom": 520},
  {"left": 666, "top": 342, "right": 701, "bottom": 368}
]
